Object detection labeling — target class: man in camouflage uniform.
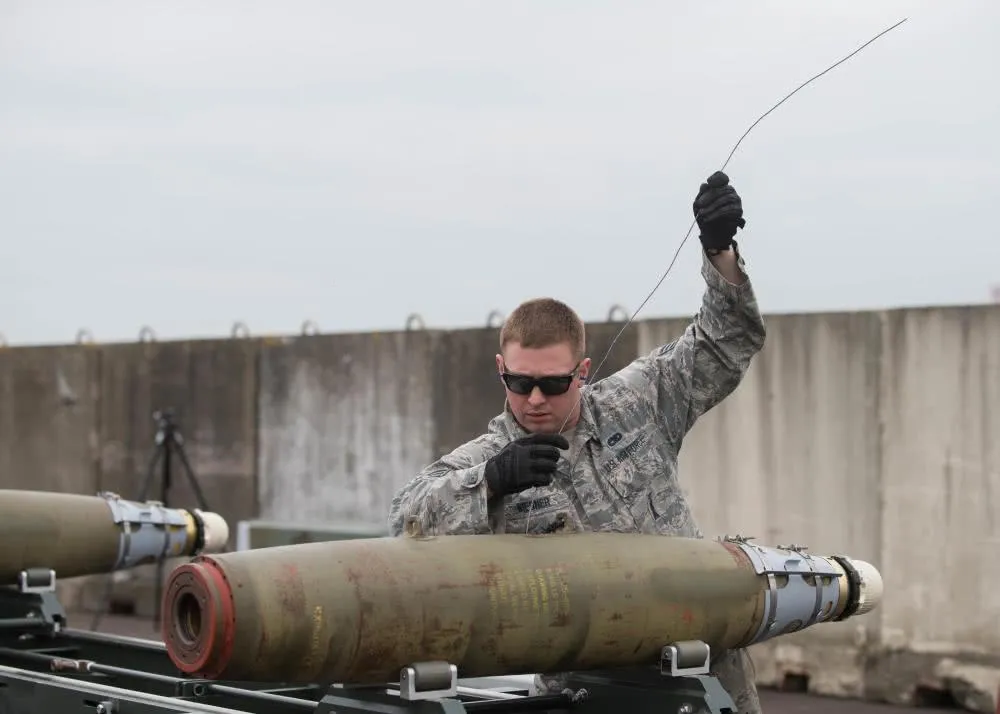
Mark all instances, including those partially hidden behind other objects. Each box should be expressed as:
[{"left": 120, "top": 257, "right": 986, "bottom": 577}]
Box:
[{"left": 388, "top": 171, "right": 766, "bottom": 713}]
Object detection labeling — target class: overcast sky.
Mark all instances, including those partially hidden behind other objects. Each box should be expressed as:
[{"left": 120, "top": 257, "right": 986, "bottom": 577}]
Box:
[{"left": 2, "top": 0, "right": 998, "bottom": 346}]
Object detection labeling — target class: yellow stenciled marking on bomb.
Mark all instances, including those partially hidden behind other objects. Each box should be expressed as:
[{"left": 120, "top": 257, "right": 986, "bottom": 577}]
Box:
[
  {"left": 511, "top": 570, "right": 526, "bottom": 615},
  {"left": 488, "top": 577, "right": 500, "bottom": 621},
  {"left": 487, "top": 566, "right": 570, "bottom": 623},
  {"left": 535, "top": 568, "right": 550, "bottom": 620},
  {"left": 302, "top": 605, "right": 324, "bottom": 673},
  {"left": 490, "top": 572, "right": 512, "bottom": 621},
  {"left": 526, "top": 570, "right": 540, "bottom": 615},
  {"left": 546, "top": 568, "right": 570, "bottom": 616}
]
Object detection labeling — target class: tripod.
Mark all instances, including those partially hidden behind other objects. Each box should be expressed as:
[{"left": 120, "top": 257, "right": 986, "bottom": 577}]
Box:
[{"left": 90, "top": 408, "right": 212, "bottom": 632}]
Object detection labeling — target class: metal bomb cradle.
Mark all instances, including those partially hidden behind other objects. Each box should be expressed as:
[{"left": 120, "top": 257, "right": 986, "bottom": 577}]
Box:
[
  {"left": 0, "top": 513, "right": 884, "bottom": 714},
  {"left": 0, "top": 608, "right": 737, "bottom": 714}
]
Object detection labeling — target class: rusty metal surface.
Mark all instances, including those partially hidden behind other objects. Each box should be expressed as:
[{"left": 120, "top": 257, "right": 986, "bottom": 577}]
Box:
[
  {"left": 0, "top": 490, "right": 121, "bottom": 583},
  {"left": 162, "top": 533, "right": 779, "bottom": 683}
]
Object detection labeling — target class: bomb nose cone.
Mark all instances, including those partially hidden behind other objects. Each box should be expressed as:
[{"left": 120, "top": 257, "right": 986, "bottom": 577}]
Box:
[
  {"left": 161, "top": 559, "right": 234, "bottom": 678},
  {"left": 850, "top": 559, "right": 883, "bottom": 616},
  {"left": 195, "top": 510, "right": 229, "bottom": 553}
]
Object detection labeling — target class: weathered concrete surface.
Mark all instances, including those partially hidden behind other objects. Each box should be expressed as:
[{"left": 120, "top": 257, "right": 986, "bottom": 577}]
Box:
[
  {"left": 0, "top": 344, "right": 101, "bottom": 493},
  {"left": 638, "top": 306, "right": 1000, "bottom": 710},
  {"left": 429, "top": 326, "right": 506, "bottom": 459},
  {"left": 256, "top": 321, "right": 639, "bottom": 527},
  {"left": 577, "top": 319, "right": 643, "bottom": 392},
  {"left": 96, "top": 338, "right": 259, "bottom": 524},
  {"left": 878, "top": 306, "right": 1000, "bottom": 649},
  {"left": 642, "top": 311, "right": 883, "bottom": 558},
  {"left": 0, "top": 344, "right": 103, "bottom": 610},
  {"left": 866, "top": 306, "right": 1000, "bottom": 710},
  {"left": 257, "top": 330, "right": 438, "bottom": 526}
]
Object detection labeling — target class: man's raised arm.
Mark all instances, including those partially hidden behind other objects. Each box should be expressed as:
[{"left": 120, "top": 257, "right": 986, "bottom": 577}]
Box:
[{"left": 603, "top": 172, "right": 766, "bottom": 448}]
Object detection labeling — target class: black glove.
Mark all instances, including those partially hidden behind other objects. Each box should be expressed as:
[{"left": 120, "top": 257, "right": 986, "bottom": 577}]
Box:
[
  {"left": 484, "top": 433, "right": 569, "bottom": 498},
  {"left": 692, "top": 171, "right": 746, "bottom": 253}
]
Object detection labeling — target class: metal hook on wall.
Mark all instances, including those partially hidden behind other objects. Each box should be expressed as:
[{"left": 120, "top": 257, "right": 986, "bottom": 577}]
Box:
[
  {"left": 405, "top": 313, "right": 426, "bottom": 331},
  {"left": 138, "top": 326, "right": 157, "bottom": 342},
  {"left": 231, "top": 321, "right": 251, "bottom": 339},
  {"left": 486, "top": 310, "right": 505, "bottom": 328},
  {"left": 301, "top": 320, "right": 320, "bottom": 336},
  {"left": 606, "top": 304, "right": 629, "bottom": 322},
  {"left": 75, "top": 328, "right": 94, "bottom": 344}
]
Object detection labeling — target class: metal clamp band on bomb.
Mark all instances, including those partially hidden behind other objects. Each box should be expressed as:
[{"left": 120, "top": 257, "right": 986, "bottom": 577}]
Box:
[
  {"left": 724, "top": 538, "right": 883, "bottom": 645},
  {"left": 100, "top": 492, "right": 228, "bottom": 570}
]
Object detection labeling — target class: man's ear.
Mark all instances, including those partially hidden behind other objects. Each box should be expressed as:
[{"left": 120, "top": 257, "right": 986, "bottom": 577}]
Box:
[
  {"left": 495, "top": 353, "right": 504, "bottom": 378},
  {"left": 578, "top": 356, "right": 592, "bottom": 382}
]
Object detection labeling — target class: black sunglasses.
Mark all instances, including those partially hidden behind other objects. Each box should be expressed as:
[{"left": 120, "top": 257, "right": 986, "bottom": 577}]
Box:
[{"left": 500, "top": 362, "right": 581, "bottom": 396}]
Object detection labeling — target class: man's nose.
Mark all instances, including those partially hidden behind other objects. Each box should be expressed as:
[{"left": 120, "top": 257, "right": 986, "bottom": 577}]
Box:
[{"left": 528, "top": 387, "right": 546, "bottom": 405}]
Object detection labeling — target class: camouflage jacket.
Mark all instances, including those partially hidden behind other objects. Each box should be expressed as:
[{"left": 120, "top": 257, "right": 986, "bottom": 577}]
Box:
[{"left": 388, "top": 250, "right": 766, "bottom": 540}]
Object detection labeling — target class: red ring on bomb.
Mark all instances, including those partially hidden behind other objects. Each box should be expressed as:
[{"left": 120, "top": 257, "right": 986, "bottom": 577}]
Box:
[{"left": 161, "top": 557, "right": 235, "bottom": 678}]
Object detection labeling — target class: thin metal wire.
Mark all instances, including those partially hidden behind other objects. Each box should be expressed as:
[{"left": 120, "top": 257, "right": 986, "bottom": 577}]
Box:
[
  {"left": 523, "top": 17, "right": 909, "bottom": 533},
  {"left": 578, "top": 16, "right": 909, "bottom": 403}
]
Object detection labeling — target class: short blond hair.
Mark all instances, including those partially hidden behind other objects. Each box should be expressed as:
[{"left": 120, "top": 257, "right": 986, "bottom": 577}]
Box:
[{"left": 499, "top": 297, "right": 586, "bottom": 361}]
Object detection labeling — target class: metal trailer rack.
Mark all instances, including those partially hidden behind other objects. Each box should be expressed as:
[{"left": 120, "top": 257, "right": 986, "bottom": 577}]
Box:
[{"left": 0, "top": 567, "right": 737, "bottom": 714}]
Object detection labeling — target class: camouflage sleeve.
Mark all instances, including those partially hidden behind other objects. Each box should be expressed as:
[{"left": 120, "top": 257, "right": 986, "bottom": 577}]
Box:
[
  {"left": 610, "top": 248, "right": 766, "bottom": 447},
  {"left": 387, "top": 423, "right": 507, "bottom": 537}
]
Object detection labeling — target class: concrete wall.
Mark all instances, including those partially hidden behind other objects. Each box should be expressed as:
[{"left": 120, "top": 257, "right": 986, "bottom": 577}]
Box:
[
  {"left": 0, "top": 304, "right": 998, "bottom": 707},
  {"left": 0, "top": 343, "right": 102, "bottom": 494},
  {"left": 255, "top": 321, "right": 638, "bottom": 525},
  {"left": 96, "top": 337, "right": 259, "bottom": 526},
  {"left": 257, "top": 330, "right": 438, "bottom": 524},
  {"left": 642, "top": 306, "right": 1000, "bottom": 707}
]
